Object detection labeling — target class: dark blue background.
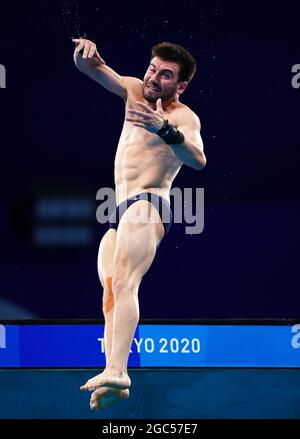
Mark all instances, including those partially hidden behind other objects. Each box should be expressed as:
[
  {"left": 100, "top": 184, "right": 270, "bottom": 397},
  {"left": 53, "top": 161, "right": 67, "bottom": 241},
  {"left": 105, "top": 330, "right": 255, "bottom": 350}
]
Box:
[{"left": 0, "top": 0, "right": 299, "bottom": 319}]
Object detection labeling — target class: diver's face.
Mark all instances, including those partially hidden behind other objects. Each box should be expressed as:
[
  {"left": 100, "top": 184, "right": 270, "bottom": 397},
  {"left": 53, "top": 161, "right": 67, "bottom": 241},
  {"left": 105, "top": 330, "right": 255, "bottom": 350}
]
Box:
[{"left": 142, "top": 56, "right": 181, "bottom": 103}]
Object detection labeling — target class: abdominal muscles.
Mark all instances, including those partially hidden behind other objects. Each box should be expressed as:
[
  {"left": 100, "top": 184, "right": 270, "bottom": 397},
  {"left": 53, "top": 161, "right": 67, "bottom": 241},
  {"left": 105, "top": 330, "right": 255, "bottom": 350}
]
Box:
[{"left": 114, "top": 125, "right": 180, "bottom": 201}]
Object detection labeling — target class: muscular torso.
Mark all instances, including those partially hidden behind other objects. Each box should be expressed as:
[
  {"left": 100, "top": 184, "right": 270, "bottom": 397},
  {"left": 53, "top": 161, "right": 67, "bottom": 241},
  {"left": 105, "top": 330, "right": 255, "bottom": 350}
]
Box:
[{"left": 114, "top": 79, "right": 184, "bottom": 204}]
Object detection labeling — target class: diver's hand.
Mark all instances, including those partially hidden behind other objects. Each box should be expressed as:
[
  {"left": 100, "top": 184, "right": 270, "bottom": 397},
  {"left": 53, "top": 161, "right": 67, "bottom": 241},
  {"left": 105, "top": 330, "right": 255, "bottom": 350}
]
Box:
[
  {"left": 126, "top": 99, "right": 165, "bottom": 134},
  {"left": 72, "top": 38, "right": 105, "bottom": 66}
]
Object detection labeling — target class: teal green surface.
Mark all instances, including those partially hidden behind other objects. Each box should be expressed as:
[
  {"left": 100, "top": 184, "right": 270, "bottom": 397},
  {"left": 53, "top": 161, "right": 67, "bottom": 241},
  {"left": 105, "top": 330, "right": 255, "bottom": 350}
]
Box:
[{"left": 1, "top": 369, "right": 300, "bottom": 419}]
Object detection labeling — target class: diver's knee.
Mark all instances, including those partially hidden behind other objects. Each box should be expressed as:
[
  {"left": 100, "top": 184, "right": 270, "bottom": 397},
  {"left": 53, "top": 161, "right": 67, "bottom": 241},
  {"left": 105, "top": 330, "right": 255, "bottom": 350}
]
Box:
[{"left": 112, "top": 276, "right": 138, "bottom": 299}]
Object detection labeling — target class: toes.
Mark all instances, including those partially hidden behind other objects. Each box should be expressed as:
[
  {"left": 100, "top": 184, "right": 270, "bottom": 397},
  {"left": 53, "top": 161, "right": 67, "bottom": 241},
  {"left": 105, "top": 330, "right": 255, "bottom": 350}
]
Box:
[
  {"left": 123, "top": 389, "right": 130, "bottom": 399},
  {"left": 80, "top": 385, "right": 88, "bottom": 391},
  {"left": 80, "top": 383, "right": 95, "bottom": 391},
  {"left": 90, "top": 396, "right": 99, "bottom": 410},
  {"left": 81, "top": 385, "right": 95, "bottom": 391}
]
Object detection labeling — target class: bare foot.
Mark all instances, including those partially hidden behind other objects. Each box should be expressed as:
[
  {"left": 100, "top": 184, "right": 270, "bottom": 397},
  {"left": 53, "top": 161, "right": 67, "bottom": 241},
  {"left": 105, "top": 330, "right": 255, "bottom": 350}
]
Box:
[
  {"left": 90, "top": 387, "right": 130, "bottom": 410},
  {"left": 80, "top": 370, "right": 131, "bottom": 391}
]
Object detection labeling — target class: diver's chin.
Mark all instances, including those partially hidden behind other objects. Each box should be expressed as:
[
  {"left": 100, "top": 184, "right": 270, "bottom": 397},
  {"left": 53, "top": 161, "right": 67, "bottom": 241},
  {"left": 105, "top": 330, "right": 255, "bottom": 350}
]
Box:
[{"left": 143, "top": 93, "right": 159, "bottom": 104}]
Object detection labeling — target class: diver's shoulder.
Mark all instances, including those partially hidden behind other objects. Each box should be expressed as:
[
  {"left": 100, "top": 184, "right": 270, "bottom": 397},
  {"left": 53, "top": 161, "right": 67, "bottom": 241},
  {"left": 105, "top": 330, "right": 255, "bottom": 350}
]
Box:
[
  {"left": 173, "top": 102, "right": 200, "bottom": 124},
  {"left": 122, "top": 76, "right": 143, "bottom": 90}
]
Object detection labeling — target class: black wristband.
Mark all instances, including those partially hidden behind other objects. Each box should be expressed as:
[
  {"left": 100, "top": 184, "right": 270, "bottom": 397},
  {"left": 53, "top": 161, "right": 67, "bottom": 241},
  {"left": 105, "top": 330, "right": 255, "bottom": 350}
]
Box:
[{"left": 156, "top": 119, "right": 185, "bottom": 144}]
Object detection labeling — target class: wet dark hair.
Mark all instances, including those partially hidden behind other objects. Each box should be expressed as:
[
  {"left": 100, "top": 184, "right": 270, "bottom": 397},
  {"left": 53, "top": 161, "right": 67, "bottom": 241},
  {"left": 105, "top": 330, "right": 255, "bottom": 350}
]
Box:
[{"left": 151, "top": 42, "right": 197, "bottom": 83}]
